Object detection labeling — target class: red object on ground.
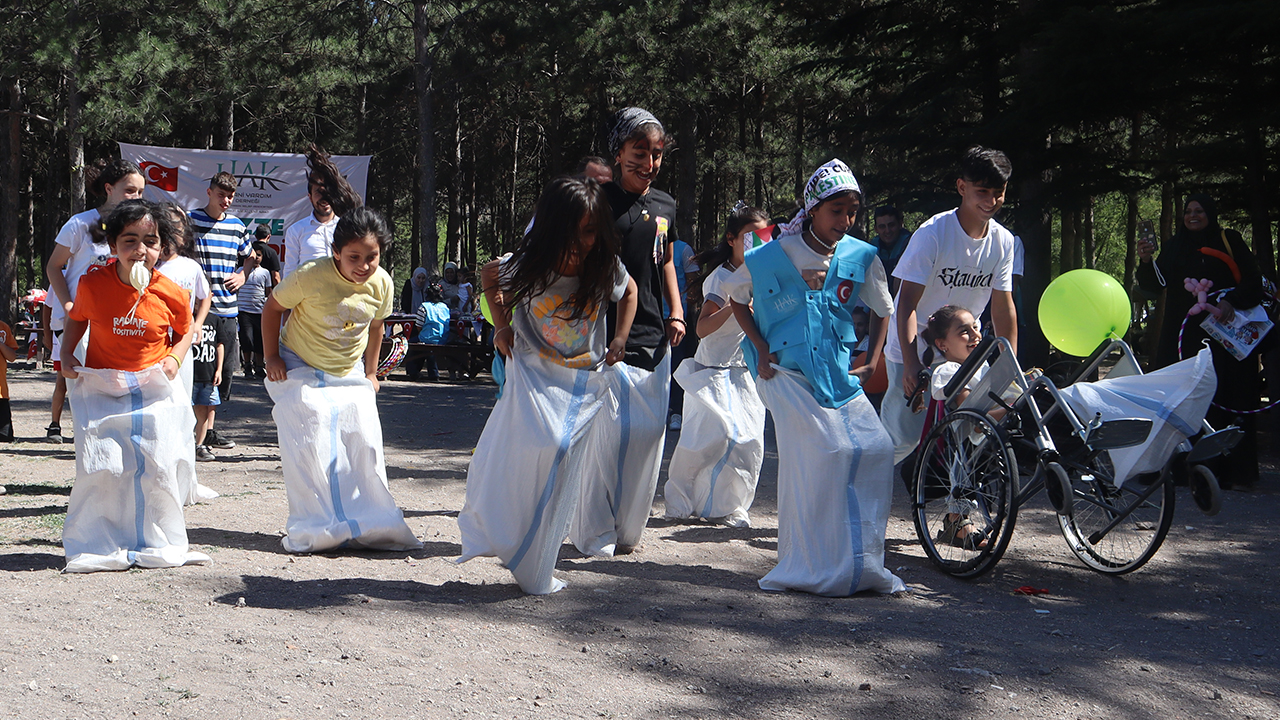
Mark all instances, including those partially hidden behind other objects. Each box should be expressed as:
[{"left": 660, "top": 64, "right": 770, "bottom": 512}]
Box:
[{"left": 1014, "top": 586, "right": 1050, "bottom": 595}]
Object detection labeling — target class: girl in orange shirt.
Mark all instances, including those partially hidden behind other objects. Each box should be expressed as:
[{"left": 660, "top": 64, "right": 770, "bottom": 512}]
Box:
[{"left": 60, "top": 200, "right": 209, "bottom": 573}]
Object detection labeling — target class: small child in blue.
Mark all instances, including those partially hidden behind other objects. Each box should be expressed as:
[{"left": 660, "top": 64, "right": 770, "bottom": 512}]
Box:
[
  {"left": 725, "top": 159, "right": 904, "bottom": 597},
  {"left": 415, "top": 280, "right": 451, "bottom": 381}
]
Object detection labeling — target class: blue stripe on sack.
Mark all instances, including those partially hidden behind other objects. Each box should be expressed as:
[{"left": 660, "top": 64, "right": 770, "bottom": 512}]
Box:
[
  {"left": 1108, "top": 388, "right": 1197, "bottom": 437},
  {"left": 839, "top": 406, "right": 865, "bottom": 596},
  {"left": 318, "top": 369, "right": 361, "bottom": 540},
  {"left": 611, "top": 370, "right": 633, "bottom": 515},
  {"left": 702, "top": 370, "right": 739, "bottom": 518},
  {"left": 125, "top": 373, "right": 147, "bottom": 553},
  {"left": 509, "top": 368, "right": 590, "bottom": 572}
]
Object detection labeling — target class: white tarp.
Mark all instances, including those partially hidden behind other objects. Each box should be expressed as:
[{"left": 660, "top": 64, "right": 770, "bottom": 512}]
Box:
[
  {"left": 572, "top": 354, "right": 671, "bottom": 557},
  {"left": 1058, "top": 348, "right": 1217, "bottom": 486},
  {"left": 755, "top": 367, "right": 905, "bottom": 596},
  {"left": 117, "top": 142, "right": 370, "bottom": 265},
  {"left": 266, "top": 368, "right": 421, "bottom": 553},
  {"left": 458, "top": 353, "right": 613, "bottom": 594},
  {"left": 663, "top": 360, "right": 766, "bottom": 526},
  {"left": 63, "top": 366, "right": 211, "bottom": 573}
]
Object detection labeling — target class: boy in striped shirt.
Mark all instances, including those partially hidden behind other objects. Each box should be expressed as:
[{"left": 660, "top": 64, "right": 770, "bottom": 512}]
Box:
[{"left": 190, "top": 171, "right": 251, "bottom": 450}]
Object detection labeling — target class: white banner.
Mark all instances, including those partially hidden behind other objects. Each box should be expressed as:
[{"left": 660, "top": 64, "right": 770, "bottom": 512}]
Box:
[{"left": 117, "top": 142, "right": 370, "bottom": 264}]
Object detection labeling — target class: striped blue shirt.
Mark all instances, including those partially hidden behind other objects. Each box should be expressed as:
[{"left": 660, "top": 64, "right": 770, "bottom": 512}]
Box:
[{"left": 190, "top": 208, "right": 252, "bottom": 317}]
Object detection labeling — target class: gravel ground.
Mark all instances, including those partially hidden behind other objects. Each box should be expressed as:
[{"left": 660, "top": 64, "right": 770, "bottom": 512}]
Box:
[{"left": 1, "top": 361, "right": 1277, "bottom": 720}]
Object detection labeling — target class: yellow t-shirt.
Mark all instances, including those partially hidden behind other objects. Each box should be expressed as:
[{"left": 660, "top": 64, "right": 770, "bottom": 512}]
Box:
[{"left": 274, "top": 258, "right": 394, "bottom": 376}]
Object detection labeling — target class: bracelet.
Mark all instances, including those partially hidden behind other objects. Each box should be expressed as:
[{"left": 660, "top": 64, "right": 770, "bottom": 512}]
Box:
[
  {"left": 166, "top": 353, "right": 182, "bottom": 368},
  {"left": 665, "top": 317, "right": 686, "bottom": 327}
]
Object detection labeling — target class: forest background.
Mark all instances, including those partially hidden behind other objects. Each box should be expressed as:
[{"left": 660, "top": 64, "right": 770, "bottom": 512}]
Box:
[{"left": 0, "top": 0, "right": 1276, "bottom": 362}]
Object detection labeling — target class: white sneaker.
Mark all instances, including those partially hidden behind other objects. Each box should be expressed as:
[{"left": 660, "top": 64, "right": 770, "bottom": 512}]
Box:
[{"left": 668, "top": 414, "right": 682, "bottom": 431}]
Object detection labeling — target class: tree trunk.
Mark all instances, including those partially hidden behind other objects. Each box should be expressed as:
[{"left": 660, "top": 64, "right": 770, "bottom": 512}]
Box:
[
  {"left": 68, "top": 2, "right": 85, "bottom": 215},
  {"left": 737, "top": 81, "right": 747, "bottom": 201},
  {"left": 214, "top": 98, "right": 234, "bottom": 151},
  {"left": 676, "top": 107, "right": 697, "bottom": 250},
  {"left": 1082, "top": 197, "right": 1095, "bottom": 270},
  {"left": 753, "top": 99, "right": 765, "bottom": 209},
  {"left": 792, "top": 107, "right": 804, "bottom": 202},
  {"left": 411, "top": 170, "right": 421, "bottom": 270},
  {"left": 467, "top": 138, "right": 478, "bottom": 266},
  {"left": 445, "top": 113, "right": 463, "bottom": 265},
  {"left": 1159, "top": 181, "right": 1175, "bottom": 246},
  {"left": 414, "top": 1, "right": 438, "bottom": 272},
  {"left": 1124, "top": 189, "right": 1139, "bottom": 291},
  {"left": 1244, "top": 123, "right": 1274, "bottom": 279},
  {"left": 1060, "top": 204, "right": 1076, "bottom": 272},
  {"left": 0, "top": 77, "right": 19, "bottom": 324},
  {"left": 508, "top": 119, "right": 520, "bottom": 251}
]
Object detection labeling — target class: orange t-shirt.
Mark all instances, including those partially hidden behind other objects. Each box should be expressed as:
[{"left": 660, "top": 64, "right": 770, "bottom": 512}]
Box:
[
  {"left": 0, "top": 321, "right": 18, "bottom": 399},
  {"left": 68, "top": 261, "right": 192, "bottom": 371}
]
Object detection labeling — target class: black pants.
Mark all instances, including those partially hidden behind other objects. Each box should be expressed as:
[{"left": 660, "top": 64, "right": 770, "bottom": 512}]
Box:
[
  {"left": 0, "top": 398, "right": 12, "bottom": 442},
  {"left": 213, "top": 315, "right": 239, "bottom": 402},
  {"left": 238, "top": 312, "right": 264, "bottom": 356}
]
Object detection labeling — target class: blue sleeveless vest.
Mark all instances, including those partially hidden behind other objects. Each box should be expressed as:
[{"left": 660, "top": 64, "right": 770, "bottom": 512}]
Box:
[{"left": 740, "top": 235, "right": 877, "bottom": 409}]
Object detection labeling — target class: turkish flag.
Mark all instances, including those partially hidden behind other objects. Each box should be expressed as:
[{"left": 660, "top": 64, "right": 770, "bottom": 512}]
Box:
[{"left": 139, "top": 161, "right": 179, "bottom": 191}]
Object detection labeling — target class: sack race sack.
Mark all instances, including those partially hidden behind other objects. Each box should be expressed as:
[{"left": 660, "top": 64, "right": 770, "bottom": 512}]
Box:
[
  {"left": 663, "top": 359, "right": 765, "bottom": 526},
  {"left": 1058, "top": 348, "right": 1216, "bottom": 487},
  {"left": 571, "top": 353, "right": 670, "bottom": 557},
  {"left": 266, "top": 366, "right": 421, "bottom": 553},
  {"left": 754, "top": 367, "right": 905, "bottom": 596},
  {"left": 172, "top": 345, "right": 219, "bottom": 506},
  {"left": 63, "top": 366, "right": 211, "bottom": 573},
  {"left": 458, "top": 352, "right": 612, "bottom": 594}
]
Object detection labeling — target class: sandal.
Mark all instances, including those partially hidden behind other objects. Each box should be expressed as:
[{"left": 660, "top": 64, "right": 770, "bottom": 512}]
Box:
[{"left": 939, "top": 514, "right": 988, "bottom": 550}]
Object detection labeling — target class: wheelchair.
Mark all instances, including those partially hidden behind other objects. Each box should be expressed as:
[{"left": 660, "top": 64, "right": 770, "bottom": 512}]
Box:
[{"left": 909, "top": 336, "right": 1239, "bottom": 578}]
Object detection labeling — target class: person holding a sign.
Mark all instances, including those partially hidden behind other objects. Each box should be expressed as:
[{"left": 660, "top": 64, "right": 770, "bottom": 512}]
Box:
[{"left": 1137, "top": 193, "right": 1265, "bottom": 488}]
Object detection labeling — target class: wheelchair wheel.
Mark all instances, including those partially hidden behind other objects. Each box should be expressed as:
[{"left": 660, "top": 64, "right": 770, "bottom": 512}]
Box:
[
  {"left": 913, "top": 409, "right": 1018, "bottom": 578},
  {"left": 1057, "top": 452, "right": 1175, "bottom": 574}
]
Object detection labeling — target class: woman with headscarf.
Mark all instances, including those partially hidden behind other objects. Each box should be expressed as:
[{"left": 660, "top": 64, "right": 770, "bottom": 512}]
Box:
[
  {"left": 1137, "top": 193, "right": 1265, "bottom": 488},
  {"left": 571, "top": 107, "right": 686, "bottom": 557},
  {"left": 401, "top": 267, "right": 430, "bottom": 315}
]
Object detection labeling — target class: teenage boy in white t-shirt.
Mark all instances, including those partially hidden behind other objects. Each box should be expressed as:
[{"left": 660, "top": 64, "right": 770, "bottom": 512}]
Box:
[{"left": 882, "top": 147, "right": 1018, "bottom": 463}]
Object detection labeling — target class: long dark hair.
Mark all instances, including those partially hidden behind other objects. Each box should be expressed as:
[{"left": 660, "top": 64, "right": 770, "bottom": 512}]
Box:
[
  {"left": 694, "top": 204, "right": 770, "bottom": 271},
  {"left": 503, "top": 175, "right": 619, "bottom": 321},
  {"left": 332, "top": 206, "right": 391, "bottom": 252},
  {"left": 103, "top": 200, "right": 176, "bottom": 256},
  {"left": 306, "top": 144, "right": 362, "bottom": 217},
  {"left": 86, "top": 158, "right": 143, "bottom": 198},
  {"left": 158, "top": 200, "right": 198, "bottom": 260}
]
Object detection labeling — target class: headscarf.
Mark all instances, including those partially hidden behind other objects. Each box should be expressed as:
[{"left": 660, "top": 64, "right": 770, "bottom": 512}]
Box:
[
  {"left": 779, "top": 159, "right": 862, "bottom": 237},
  {"left": 608, "top": 107, "right": 664, "bottom": 157},
  {"left": 410, "top": 267, "right": 429, "bottom": 311}
]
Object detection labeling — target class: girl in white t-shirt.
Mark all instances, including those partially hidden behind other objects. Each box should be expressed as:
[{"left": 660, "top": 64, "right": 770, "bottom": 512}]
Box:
[
  {"left": 43, "top": 159, "right": 147, "bottom": 444},
  {"left": 923, "top": 304, "right": 1009, "bottom": 549},
  {"left": 663, "top": 204, "right": 770, "bottom": 527},
  {"left": 458, "top": 175, "right": 638, "bottom": 594}
]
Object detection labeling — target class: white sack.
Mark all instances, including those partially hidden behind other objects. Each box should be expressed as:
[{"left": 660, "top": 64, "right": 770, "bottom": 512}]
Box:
[
  {"left": 1058, "top": 348, "right": 1216, "bottom": 487},
  {"left": 663, "top": 360, "right": 765, "bottom": 526},
  {"left": 266, "top": 366, "right": 421, "bottom": 553},
  {"left": 174, "top": 346, "right": 219, "bottom": 506},
  {"left": 63, "top": 366, "right": 210, "bottom": 573},
  {"left": 458, "top": 353, "right": 612, "bottom": 594},
  {"left": 572, "top": 353, "right": 670, "bottom": 557},
  {"left": 755, "top": 367, "right": 905, "bottom": 596}
]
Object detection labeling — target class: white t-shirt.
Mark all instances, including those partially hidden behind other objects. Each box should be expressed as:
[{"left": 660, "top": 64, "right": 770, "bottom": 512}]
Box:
[
  {"left": 930, "top": 360, "right": 990, "bottom": 401},
  {"left": 156, "top": 255, "right": 212, "bottom": 314},
  {"left": 282, "top": 214, "right": 338, "bottom": 278},
  {"left": 500, "top": 256, "right": 630, "bottom": 369},
  {"left": 237, "top": 267, "right": 273, "bottom": 314},
  {"left": 47, "top": 209, "right": 113, "bottom": 331},
  {"left": 1013, "top": 235, "right": 1025, "bottom": 277},
  {"left": 693, "top": 263, "right": 747, "bottom": 368},
  {"left": 886, "top": 209, "right": 1015, "bottom": 364},
  {"left": 723, "top": 233, "right": 893, "bottom": 319}
]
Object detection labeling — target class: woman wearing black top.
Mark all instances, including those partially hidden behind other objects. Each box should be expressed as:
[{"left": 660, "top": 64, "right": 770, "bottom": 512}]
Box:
[
  {"left": 1137, "top": 193, "right": 1264, "bottom": 488},
  {"left": 571, "top": 107, "right": 687, "bottom": 556}
]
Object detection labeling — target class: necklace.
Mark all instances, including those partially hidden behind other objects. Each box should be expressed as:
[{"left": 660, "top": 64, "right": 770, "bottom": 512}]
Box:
[{"left": 805, "top": 229, "right": 837, "bottom": 253}]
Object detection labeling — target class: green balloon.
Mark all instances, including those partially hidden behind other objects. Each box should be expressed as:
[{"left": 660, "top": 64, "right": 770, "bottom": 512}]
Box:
[
  {"left": 1038, "top": 269, "right": 1131, "bottom": 357},
  {"left": 479, "top": 293, "right": 495, "bottom": 326}
]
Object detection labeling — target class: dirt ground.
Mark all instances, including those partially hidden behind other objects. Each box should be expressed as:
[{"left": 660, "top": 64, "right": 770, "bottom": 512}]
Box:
[{"left": 1, "top": 360, "right": 1278, "bottom": 720}]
